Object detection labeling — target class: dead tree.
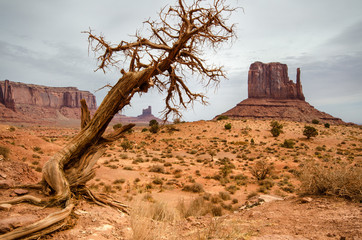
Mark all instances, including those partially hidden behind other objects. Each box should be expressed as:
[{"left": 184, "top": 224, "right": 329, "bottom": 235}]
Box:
[{"left": 0, "top": 0, "right": 235, "bottom": 239}]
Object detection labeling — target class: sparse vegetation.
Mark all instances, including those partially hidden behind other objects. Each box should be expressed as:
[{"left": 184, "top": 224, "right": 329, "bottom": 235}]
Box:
[
  {"left": 299, "top": 162, "right": 362, "bottom": 202},
  {"left": 250, "top": 160, "right": 273, "bottom": 180},
  {"left": 270, "top": 120, "right": 283, "bottom": 137},
  {"left": 224, "top": 123, "right": 232, "bottom": 130},
  {"left": 281, "top": 139, "right": 295, "bottom": 148},
  {"left": 121, "top": 139, "right": 133, "bottom": 151},
  {"left": 0, "top": 145, "right": 10, "bottom": 159},
  {"left": 182, "top": 183, "right": 204, "bottom": 193},
  {"left": 217, "top": 115, "right": 229, "bottom": 120},
  {"left": 303, "top": 125, "right": 318, "bottom": 139}
]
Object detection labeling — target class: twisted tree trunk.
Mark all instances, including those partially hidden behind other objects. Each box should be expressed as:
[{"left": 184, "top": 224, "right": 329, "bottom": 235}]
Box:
[{"left": 0, "top": 70, "right": 151, "bottom": 239}]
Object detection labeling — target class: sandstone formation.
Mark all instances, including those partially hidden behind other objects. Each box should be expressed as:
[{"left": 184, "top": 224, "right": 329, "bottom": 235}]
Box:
[
  {"left": 217, "top": 62, "right": 344, "bottom": 124},
  {"left": 248, "top": 62, "right": 305, "bottom": 100},
  {"left": 0, "top": 80, "right": 96, "bottom": 110},
  {"left": 115, "top": 106, "right": 164, "bottom": 125},
  {"left": 0, "top": 80, "right": 97, "bottom": 125}
]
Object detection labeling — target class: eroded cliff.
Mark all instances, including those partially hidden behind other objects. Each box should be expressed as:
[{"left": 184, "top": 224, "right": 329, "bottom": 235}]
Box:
[
  {"left": 248, "top": 62, "right": 305, "bottom": 100},
  {"left": 0, "top": 80, "right": 97, "bottom": 125}
]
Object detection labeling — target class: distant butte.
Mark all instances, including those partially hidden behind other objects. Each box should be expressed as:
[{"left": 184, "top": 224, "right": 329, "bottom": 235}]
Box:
[
  {"left": 116, "top": 106, "right": 164, "bottom": 125},
  {"left": 216, "top": 62, "right": 344, "bottom": 124}
]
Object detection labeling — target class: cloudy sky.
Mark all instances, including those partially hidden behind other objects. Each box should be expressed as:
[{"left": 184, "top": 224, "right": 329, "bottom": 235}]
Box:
[{"left": 0, "top": 0, "right": 361, "bottom": 124}]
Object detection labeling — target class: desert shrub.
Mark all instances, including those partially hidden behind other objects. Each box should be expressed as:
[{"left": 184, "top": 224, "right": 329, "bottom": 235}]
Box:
[
  {"left": 303, "top": 126, "right": 318, "bottom": 139},
  {"left": 152, "top": 177, "right": 163, "bottom": 185},
  {"left": 211, "top": 205, "right": 223, "bottom": 216},
  {"left": 312, "top": 119, "right": 320, "bottom": 124},
  {"left": 224, "top": 123, "right": 232, "bottom": 130},
  {"left": 258, "top": 179, "right": 274, "bottom": 190},
  {"left": 324, "top": 123, "right": 330, "bottom": 128},
  {"left": 225, "top": 185, "right": 238, "bottom": 194},
  {"left": 33, "top": 146, "right": 42, "bottom": 152},
  {"left": 182, "top": 183, "right": 204, "bottom": 193},
  {"left": 219, "top": 191, "right": 231, "bottom": 200},
  {"left": 149, "top": 124, "right": 160, "bottom": 134},
  {"left": 149, "top": 164, "right": 165, "bottom": 173},
  {"left": 173, "top": 118, "right": 181, "bottom": 124},
  {"left": 141, "top": 128, "right": 148, "bottom": 132},
  {"left": 113, "top": 178, "right": 125, "bottom": 184},
  {"left": 217, "top": 115, "right": 229, "bottom": 120},
  {"left": 280, "top": 139, "right": 295, "bottom": 148},
  {"left": 220, "top": 163, "right": 235, "bottom": 177},
  {"left": 299, "top": 162, "right": 362, "bottom": 201},
  {"left": 113, "top": 123, "right": 122, "bottom": 130},
  {"left": 234, "top": 173, "right": 247, "bottom": 181},
  {"left": 177, "top": 197, "right": 219, "bottom": 218},
  {"left": 0, "top": 145, "right": 10, "bottom": 159},
  {"left": 121, "top": 139, "right": 133, "bottom": 151},
  {"left": 250, "top": 160, "right": 273, "bottom": 180},
  {"left": 270, "top": 121, "right": 283, "bottom": 137},
  {"left": 149, "top": 119, "right": 158, "bottom": 127}
]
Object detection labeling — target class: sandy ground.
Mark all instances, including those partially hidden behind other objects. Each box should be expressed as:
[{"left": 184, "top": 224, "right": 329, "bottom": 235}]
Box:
[{"left": 0, "top": 119, "right": 361, "bottom": 239}]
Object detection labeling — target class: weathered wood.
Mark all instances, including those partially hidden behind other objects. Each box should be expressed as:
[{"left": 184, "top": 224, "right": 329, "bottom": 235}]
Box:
[
  {"left": 80, "top": 99, "right": 91, "bottom": 129},
  {"left": 0, "top": 204, "right": 74, "bottom": 240}
]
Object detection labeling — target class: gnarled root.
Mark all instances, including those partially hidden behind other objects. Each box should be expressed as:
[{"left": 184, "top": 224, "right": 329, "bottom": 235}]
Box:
[{"left": 0, "top": 203, "right": 74, "bottom": 240}]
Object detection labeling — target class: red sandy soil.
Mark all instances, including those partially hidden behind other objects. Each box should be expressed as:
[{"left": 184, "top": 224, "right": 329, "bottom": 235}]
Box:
[{"left": 0, "top": 120, "right": 361, "bottom": 239}]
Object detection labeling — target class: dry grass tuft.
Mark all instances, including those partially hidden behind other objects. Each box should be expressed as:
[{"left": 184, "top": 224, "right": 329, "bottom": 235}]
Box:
[
  {"left": 130, "top": 200, "right": 179, "bottom": 240},
  {"left": 299, "top": 161, "right": 362, "bottom": 202}
]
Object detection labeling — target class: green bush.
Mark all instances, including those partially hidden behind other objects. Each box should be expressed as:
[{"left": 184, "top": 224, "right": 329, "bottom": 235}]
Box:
[
  {"left": 324, "top": 123, "right": 330, "bottom": 128},
  {"left": 224, "top": 123, "right": 232, "bottom": 130},
  {"left": 281, "top": 139, "right": 295, "bottom": 148},
  {"left": 149, "top": 124, "right": 160, "bottom": 134},
  {"left": 270, "top": 121, "right": 283, "bottom": 137},
  {"left": 121, "top": 139, "right": 133, "bottom": 151},
  {"left": 303, "top": 126, "right": 318, "bottom": 139},
  {"left": 149, "top": 119, "right": 159, "bottom": 127}
]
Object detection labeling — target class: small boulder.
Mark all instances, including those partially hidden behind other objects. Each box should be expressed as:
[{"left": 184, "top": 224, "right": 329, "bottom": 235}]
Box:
[
  {"left": 0, "top": 204, "right": 11, "bottom": 211},
  {"left": 13, "top": 189, "right": 28, "bottom": 196},
  {"left": 300, "top": 197, "right": 313, "bottom": 203}
]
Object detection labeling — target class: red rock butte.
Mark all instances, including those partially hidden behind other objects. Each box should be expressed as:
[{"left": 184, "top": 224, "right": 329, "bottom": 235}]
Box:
[{"left": 217, "top": 62, "right": 344, "bottom": 124}]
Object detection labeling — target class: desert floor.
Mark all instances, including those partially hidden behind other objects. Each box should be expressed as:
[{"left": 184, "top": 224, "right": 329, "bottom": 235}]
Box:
[{"left": 0, "top": 119, "right": 361, "bottom": 239}]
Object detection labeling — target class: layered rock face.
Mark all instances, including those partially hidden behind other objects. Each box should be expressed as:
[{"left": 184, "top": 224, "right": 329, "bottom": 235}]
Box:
[
  {"left": 217, "top": 62, "right": 344, "bottom": 124},
  {"left": 248, "top": 62, "right": 305, "bottom": 100},
  {"left": 0, "top": 80, "right": 96, "bottom": 110},
  {"left": 0, "top": 80, "right": 97, "bottom": 125}
]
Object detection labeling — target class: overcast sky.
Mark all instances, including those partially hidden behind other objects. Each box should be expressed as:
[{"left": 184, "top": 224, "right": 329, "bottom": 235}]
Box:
[{"left": 0, "top": 0, "right": 361, "bottom": 124}]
